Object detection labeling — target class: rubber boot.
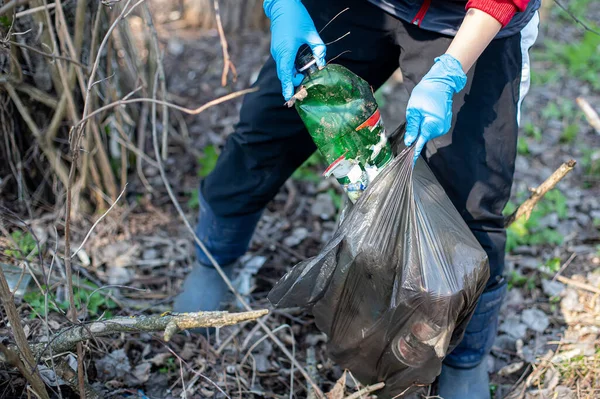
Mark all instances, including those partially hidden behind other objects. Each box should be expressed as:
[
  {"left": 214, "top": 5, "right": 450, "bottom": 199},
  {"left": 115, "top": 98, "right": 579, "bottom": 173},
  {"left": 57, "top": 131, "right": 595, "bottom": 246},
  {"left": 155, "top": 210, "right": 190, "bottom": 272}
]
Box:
[
  {"left": 437, "top": 361, "right": 490, "bottom": 399},
  {"left": 173, "top": 262, "right": 236, "bottom": 313},
  {"left": 173, "top": 189, "right": 262, "bottom": 314}
]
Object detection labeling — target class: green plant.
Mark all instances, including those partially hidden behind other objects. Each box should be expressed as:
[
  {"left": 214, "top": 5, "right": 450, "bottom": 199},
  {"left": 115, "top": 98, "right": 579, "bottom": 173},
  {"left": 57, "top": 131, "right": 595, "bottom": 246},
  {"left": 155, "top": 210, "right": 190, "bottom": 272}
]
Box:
[
  {"left": 545, "top": 257, "right": 562, "bottom": 274},
  {"left": 560, "top": 123, "right": 579, "bottom": 144},
  {"left": 187, "top": 190, "right": 200, "bottom": 209},
  {"left": 490, "top": 383, "right": 497, "bottom": 398},
  {"left": 0, "top": 16, "right": 12, "bottom": 28},
  {"left": 531, "top": 68, "right": 560, "bottom": 86},
  {"left": 23, "top": 281, "right": 117, "bottom": 319},
  {"left": 581, "top": 148, "right": 600, "bottom": 177},
  {"left": 523, "top": 122, "right": 542, "bottom": 142},
  {"left": 197, "top": 145, "right": 219, "bottom": 178},
  {"left": 292, "top": 151, "right": 326, "bottom": 182},
  {"left": 159, "top": 357, "right": 176, "bottom": 374},
  {"left": 507, "top": 270, "right": 535, "bottom": 291},
  {"left": 553, "top": 0, "right": 593, "bottom": 22},
  {"left": 543, "top": 29, "right": 600, "bottom": 90},
  {"left": 3, "top": 231, "right": 38, "bottom": 259},
  {"left": 517, "top": 137, "right": 530, "bottom": 155},
  {"left": 504, "top": 189, "right": 568, "bottom": 252}
]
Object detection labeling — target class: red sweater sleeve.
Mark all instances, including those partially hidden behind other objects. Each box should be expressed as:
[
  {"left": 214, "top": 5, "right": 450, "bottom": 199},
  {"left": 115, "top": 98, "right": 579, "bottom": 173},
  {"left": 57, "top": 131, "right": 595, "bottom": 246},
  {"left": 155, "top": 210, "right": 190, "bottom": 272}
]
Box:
[{"left": 466, "top": 0, "right": 530, "bottom": 27}]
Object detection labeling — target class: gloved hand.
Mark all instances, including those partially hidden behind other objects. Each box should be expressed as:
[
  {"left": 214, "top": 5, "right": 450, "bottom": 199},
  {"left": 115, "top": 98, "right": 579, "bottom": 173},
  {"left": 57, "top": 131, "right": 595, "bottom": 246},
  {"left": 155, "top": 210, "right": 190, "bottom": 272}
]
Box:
[
  {"left": 404, "top": 54, "right": 467, "bottom": 165},
  {"left": 264, "top": 0, "right": 326, "bottom": 101}
]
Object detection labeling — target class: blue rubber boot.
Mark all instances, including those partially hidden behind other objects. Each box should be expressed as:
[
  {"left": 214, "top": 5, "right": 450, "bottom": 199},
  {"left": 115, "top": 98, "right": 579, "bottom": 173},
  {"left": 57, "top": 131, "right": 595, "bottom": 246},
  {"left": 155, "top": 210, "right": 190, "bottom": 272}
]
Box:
[
  {"left": 173, "top": 190, "right": 262, "bottom": 315},
  {"left": 439, "top": 281, "right": 507, "bottom": 398},
  {"left": 437, "top": 361, "right": 490, "bottom": 399}
]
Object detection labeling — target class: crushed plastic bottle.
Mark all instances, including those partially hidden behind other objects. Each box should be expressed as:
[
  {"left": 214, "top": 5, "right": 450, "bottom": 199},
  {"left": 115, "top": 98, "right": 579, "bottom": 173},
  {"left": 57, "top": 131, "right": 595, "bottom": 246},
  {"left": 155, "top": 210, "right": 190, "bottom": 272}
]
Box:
[{"left": 292, "top": 46, "right": 394, "bottom": 203}]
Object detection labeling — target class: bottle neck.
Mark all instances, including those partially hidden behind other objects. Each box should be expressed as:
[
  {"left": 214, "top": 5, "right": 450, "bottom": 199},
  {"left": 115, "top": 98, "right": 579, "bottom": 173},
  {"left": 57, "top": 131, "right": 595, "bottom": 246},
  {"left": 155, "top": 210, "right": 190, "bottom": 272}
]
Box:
[{"left": 298, "top": 57, "right": 319, "bottom": 76}]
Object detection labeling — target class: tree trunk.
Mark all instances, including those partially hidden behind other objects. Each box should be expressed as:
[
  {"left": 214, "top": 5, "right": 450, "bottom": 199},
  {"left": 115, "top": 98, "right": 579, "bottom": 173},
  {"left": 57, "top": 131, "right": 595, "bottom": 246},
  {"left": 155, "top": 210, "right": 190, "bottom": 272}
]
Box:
[{"left": 183, "top": 0, "right": 268, "bottom": 33}]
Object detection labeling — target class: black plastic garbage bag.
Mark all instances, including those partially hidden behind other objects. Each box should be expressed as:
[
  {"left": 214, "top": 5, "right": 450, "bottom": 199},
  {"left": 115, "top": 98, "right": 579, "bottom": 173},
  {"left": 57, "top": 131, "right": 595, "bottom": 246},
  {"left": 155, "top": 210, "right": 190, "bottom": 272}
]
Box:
[{"left": 268, "top": 135, "right": 490, "bottom": 397}]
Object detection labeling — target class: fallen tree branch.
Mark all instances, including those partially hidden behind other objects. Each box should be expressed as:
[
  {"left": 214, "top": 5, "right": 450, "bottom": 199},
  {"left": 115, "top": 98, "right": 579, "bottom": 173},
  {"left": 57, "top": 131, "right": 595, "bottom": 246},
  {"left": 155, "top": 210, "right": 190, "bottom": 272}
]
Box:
[
  {"left": 576, "top": 97, "right": 600, "bottom": 134},
  {"left": 1, "top": 310, "right": 268, "bottom": 363},
  {"left": 504, "top": 160, "right": 576, "bottom": 227}
]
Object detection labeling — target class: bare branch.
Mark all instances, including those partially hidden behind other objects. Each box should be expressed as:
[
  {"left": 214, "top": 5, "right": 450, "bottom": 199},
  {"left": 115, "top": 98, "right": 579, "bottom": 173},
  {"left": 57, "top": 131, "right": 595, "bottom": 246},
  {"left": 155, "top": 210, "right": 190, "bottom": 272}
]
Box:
[
  {"left": 504, "top": 160, "right": 576, "bottom": 227},
  {"left": 78, "top": 88, "right": 257, "bottom": 128},
  {"left": 213, "top": 0, "right": 237, "bottom": 86},
  {"left": 9, "top": 41, "right": 87, "bottom": 68},
  {"left": 553, "top": 0, "right": 600, "bottom": 36},
  {"left": 0, "top": 269, "right": 49, "bottom": 399},
  {"left": 0, "top": 0, "right": 28, "bottom": 16},
  {"left": 70, "top": 184, "right": 127, "bottom": 259},
  {"left": 14, "top": 3, "right": 56, "bottom": 19}
]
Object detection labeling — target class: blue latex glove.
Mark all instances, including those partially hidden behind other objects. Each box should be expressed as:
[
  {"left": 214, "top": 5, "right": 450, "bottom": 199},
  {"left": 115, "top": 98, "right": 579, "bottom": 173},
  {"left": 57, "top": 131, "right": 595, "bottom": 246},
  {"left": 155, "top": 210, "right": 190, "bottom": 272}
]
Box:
[
  {"left": 404, "top": 54, "right": 467, "bottom": 165},
  {"left": 264, "top": 0, "right": 326, "bottom": 101}
]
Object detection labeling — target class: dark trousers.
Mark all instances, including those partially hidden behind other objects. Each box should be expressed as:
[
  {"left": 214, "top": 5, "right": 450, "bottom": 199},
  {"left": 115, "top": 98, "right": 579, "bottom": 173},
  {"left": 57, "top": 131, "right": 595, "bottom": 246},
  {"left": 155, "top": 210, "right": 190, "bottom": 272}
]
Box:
[{"left": 199, "top": 0, "right": 533, "bottom": 368}]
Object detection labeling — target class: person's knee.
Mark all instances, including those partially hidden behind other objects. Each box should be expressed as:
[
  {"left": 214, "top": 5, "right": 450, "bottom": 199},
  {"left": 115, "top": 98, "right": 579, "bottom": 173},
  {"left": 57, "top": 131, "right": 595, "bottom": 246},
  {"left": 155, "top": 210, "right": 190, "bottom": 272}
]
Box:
[{"left": 195, "top": 190, "right": 263, "bottom": 266}]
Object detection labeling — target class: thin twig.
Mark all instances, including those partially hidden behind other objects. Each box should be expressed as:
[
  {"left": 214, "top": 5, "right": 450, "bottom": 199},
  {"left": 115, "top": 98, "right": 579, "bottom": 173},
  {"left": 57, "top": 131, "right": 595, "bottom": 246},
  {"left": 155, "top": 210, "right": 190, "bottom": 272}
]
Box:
[
  {"left": 70, "top": 184, "right": 127, "bottom": 259},
  {"left": 556, "top": 275, "right": 600, "bottom": 295},
  {"left": 78, "top": 88, "right": 257, "bottom": 128},
  {"left": 141, "top": 4, "right": 169, "bottom": 161},
  {"left": 82, "top": 0, "right": 137, "bottom": 123},
  {"left": 324, "top": 31, "right": 350, "bottom": 46},
  {"left": 553, "top": 0, "right": 600, "bottom": 36},
  {"left": 326, "top": 50, "right": 352, "bottom": 66},
  {"left": 14, "top": 3, "right": 56, "bottom": 18},
  {"left": 552, "top": 252, "right": 577, "bottom": 282},
  {"left": 0, "top": 0, "right": 28, "bottom": 16},
  {"left": 504, "top": 160, "right": 576, "bottom": 227},
  {"left": 343, "top": 382, "right": 385, "bottom": 399},
  {"left": 318, "top": 7, "right": 349, "bottom": 34},
  {"left": 214, "top": 0, "right": 237, "bottom": 86}
]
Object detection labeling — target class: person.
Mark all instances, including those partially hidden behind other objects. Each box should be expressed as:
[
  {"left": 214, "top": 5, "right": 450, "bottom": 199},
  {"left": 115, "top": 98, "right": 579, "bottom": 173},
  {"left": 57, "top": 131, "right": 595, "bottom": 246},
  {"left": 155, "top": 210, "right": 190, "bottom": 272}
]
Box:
[{"left": 174, "top": 0, "right": 540, "bottom": 397}]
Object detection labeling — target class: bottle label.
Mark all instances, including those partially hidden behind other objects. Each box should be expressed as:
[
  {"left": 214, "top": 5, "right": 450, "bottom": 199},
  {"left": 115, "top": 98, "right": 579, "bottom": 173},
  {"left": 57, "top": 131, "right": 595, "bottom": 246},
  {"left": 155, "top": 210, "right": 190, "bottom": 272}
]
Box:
[
  {"left": 322, "top": 108, "right": 393, "bottom": 203},
  {"left": 355, "top": 108, "right": 383, "bottom": 132},
  {"left": 323, "top": 155, "right": 368, "bottom": 204}
]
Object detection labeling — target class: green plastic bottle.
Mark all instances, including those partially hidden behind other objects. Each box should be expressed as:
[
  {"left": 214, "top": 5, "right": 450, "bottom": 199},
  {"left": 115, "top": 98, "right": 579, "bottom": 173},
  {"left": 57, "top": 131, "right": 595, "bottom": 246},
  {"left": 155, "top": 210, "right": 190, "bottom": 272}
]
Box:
[{"left": 292, "top": 47, "right": 394, "bottom": 203}]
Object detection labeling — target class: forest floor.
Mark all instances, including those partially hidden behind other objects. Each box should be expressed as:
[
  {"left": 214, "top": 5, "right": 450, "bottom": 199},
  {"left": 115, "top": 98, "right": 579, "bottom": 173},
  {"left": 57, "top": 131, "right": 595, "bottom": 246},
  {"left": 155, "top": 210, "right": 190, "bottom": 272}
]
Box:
[{"left": 1, "top": 1, "right": 600, "bottom": 398}]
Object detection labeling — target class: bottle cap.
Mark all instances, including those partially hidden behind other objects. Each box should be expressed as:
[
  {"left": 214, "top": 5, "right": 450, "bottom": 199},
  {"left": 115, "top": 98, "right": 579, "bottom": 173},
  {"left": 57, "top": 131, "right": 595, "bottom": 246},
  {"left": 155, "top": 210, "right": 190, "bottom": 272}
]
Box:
[{"left": 295, "top": 44, "right": 318, "bottom": 74}]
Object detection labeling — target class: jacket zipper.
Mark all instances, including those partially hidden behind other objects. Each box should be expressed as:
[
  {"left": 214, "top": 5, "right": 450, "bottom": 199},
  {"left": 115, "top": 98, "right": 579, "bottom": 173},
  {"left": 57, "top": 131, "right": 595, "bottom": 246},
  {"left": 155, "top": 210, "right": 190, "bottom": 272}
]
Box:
[{"left": 411, "top": 0, "right": 431, "bottom": 26}]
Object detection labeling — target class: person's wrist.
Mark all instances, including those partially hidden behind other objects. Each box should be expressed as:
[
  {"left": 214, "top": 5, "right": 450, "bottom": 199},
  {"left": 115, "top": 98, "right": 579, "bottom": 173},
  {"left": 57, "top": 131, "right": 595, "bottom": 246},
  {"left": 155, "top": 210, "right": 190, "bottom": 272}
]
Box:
[{"left": 434, "top": 54, "right": 467, "bottom": 93}]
